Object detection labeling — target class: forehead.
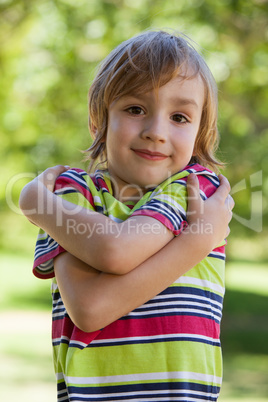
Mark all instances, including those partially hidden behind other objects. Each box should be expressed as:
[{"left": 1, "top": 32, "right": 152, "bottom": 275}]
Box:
[{"left": 121, "top": 73, "right": 205, "bottom": 106}]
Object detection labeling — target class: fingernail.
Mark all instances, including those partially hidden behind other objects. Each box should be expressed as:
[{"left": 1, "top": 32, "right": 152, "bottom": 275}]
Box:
[{"left": 188, "top": 173, "right": 197, "bottom": 181}]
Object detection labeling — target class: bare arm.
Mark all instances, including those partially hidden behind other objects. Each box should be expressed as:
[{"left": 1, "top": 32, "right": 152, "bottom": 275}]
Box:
[
  {"left": 54, "top": 174, "right": 233, "bottom": 332},
  {"left": 19, "top": 166, "right": 174, "bottom": 273}
]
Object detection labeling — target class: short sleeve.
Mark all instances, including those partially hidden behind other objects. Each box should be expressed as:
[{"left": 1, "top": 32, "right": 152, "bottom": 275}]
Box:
[
  {"left": 131, "top": 180, "right": 188, "bottom": 236},
  {"left": 33, "top": 168, "right": 96, "bottom": 279},
  {"left": 130, "top": 164, "right": 223, "bottom": 238}
]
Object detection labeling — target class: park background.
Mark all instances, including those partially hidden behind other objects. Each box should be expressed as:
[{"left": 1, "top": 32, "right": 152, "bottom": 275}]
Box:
[{"left": 0, "top": 0, "right": 267, "bottom": 400}]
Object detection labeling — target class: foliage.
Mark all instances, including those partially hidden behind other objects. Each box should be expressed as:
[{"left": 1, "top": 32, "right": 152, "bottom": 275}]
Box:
[{"left": 1, "top": 0, "right": 268, "bottom": 252}]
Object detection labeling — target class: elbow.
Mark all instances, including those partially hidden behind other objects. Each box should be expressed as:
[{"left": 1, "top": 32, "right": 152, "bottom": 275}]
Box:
[
  {"left": 19, "top": 185, "right": 30, "bottom": 214},
  {"left": 95, "top": 237, "right": 133, "bottom": 275},
  {"left": 98, "top": 257, "right": 130, "bottom": 275},
  {"left": 74, "top": 317, "right": 102, "bottom": 333},
  {"left": 19, "top": 182, "right": 37, "bottom": 220},
  {"left": 72, "top": 303, "right": 109, "bottom": 333}
]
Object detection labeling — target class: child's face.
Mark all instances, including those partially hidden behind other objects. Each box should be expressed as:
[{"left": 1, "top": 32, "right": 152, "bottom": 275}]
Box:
[{"left": 106, "top": 74, "right": 204, "bottom": 200}]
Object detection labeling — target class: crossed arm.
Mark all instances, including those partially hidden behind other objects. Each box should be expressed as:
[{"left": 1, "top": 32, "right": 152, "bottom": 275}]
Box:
[
  {"left": 20, "top": 166, "right": 233, "bottom": 332},
  {"left": 19, "top": 166, "right": 232, "bottom": 275},
  {"left": 20, "top": 166, "right": 175, "bottom": 273}
]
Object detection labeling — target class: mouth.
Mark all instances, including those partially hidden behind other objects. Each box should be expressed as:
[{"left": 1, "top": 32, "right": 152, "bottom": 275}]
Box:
[{"left": 132, "top": 149, "right": 169, "bottom": 161}]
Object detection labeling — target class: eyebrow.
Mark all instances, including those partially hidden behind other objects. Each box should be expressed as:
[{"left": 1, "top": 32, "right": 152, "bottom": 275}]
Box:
[
  {"left": 125, "top": 94, "right": 199, "bottom": 109},
  {"left": 170, "top": 97, "right": 199, "bottom": 109}
]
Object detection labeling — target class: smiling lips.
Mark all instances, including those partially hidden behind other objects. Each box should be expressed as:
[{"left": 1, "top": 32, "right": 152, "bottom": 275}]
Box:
[{"left": 132, "top": 149, "right": 168, "bottom": 161}]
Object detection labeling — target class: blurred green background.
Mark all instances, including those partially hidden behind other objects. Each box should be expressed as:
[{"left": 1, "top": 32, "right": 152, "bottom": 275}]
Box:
[{"left": 1, "top": 0, "right": 267, "bottom": 400}]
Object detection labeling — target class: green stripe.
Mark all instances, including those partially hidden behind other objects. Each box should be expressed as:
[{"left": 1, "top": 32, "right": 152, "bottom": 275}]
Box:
[{"left": 60, "top": 341, "right": 222, "bottom": 379}]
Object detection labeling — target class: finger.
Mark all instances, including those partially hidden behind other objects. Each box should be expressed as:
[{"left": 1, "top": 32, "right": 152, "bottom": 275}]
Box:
[
  {"left": 187, "top": 174, "right": 200, "bottom": 197},
  {"left": 225, "top": 194, "right": 235, "bottom": 211},
  {"left": 43, "top": 165, "right": 70, "bottom": 179},
  {"left": 215, "top": 174, "right": 231, "bottom": 200},
  {"left": 187, "top": 174, "right": 200, "bottom": 203},
  {"left": 186, "top": 174, "right": 201, "bottom": 216},
  {"left": 50, "top": 165, "right": 70, "bottom": 174}
]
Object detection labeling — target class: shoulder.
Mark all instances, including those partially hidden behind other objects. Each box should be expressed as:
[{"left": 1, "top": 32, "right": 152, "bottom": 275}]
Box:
[
  {"left": 186, "top": 164, "right": 220, "bottom": 199},
  {"left": 151, "top": 164, "right": 220, "bottom": 201},
  {"left": 54, "top": 168, "right": 92, "bottom": 193}
]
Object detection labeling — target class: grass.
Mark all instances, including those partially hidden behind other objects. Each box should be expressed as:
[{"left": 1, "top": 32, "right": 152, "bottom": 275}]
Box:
[{"left": 1, "top": 251, "right": 268, "bottom": 401}]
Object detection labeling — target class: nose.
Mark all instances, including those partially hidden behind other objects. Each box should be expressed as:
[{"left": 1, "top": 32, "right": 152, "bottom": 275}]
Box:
[{"left": 140, "top": 115, "right": 167, "bottom": 143}]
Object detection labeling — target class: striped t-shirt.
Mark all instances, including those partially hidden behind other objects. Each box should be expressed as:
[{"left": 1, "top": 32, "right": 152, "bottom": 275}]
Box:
[{"left": 33, "top": 163, "right": 226, "bottom": 402}]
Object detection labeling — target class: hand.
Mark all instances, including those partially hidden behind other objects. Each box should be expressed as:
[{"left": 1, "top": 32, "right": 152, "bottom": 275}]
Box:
[
  {"left": 19, "top": 165, "right": 70, "bottom": 222},
  {"left": 33, "top": 165, "right": 70, "bottom": 192},
  {"left": 186, "top": 173, "right": 234, "bottom": 248}
]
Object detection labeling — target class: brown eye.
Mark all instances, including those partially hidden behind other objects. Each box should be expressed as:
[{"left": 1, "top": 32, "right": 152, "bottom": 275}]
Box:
[
  {"left": 172, "top": 114, "right": 188, "bottom": 123},
  {"left": 127, "top": 106, "right": 145, "bottom": 115}
]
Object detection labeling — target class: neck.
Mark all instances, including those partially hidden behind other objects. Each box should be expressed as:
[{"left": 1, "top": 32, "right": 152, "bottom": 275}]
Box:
[{"left": 110, "top": 178, "right": 146, "bottom": 204}]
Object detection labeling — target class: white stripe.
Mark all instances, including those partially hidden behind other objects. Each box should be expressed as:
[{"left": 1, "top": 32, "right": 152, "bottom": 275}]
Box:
[
  {"left": 137, "top": 299, "right": 222, "bottom": 314},
  {"left": 68, "top": 389, "right": 219, "bottom": 401},
  {"left": 108, "top": 214, "right": 123, "bottom": 222},
  {"left": 53, "top": 336, "right": 89, "bottom": 349},
  {"left": 62, "top": 171, "right": 87, "bottom": 187},
  {"left": 93, "top": 195, "right": 102, "bottom": 204},
  {"left": 199, "top": 189, "right": 207, "bottom": 199},
  {"left": 56, "top": 372, "right": 64, "bottom": 380},
  {"left": 196, "top": 171, "right": 219, "bottom": 186},
  {"left": 127, "top": 306, "right": 221, "bottom": 320},
  {"left": 69, "top": 340, "right": 88, "bottom": 348},
  {"left": 37, "top": 232, "right": 48, "bottom": 239},
  {"left": 155, "top": 194, "right": 186, "bottom": 216},
  {"left": 53, "top": 337, "right": 62, "bottom": 344},
  {"left": 175, "top": 276, "right": 225, "bottom": 295},
  {"left": 35, "top": 240, "right": 58, "bottom": 259},
  {"left": 141, "top": 203, "right": 183, "bottom": 228},
  {"left": 52, "top": 312, "right": 66, "bottom": 319},
  {"left": 52, "top": 308, "right": 65, "bottom": 317},
  {"left": 51, "top": 282, "right": 58, "bottom": 291},
  {"left": 54, "top": 185, "right": 78, "bottom": 195},
  {"left": 151, "top": 201, "right": 186, "bottom": 223},
  {"left": 91, "top": 333, "right": 219, "bottom": 346},
  {"left": 209, "top": 251, "right": 225, "bottom": 258},
  {"left": 157, "top": 201, "right": 186, "bottom": 225},
  {"left": 52, "top": 333, "right": 220, "bottom": 347},
  {"left": 57, "top": 390, "right": 67, "bottom": 396},
  {"left": 172, "top": 179, "right": 186, "bottom": 186},
  {"left": 66, "top": 370, "right": 222, "bottom": 385},
  {"left": 149, "top": 292, "right": 223, "bottom": 309}
]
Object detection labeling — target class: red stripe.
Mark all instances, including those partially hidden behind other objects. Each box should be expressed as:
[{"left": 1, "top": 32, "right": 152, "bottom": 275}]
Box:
[
  {"left": 54, "top": 171, "right": 95, "bottom": 207},
  {"left": 95, "top": 176, "right": 109, "bottom": 192},
  {"left": 131, "top": 210, "right": 175, "bottom": 231},
  {"left": 52, "top": 316, "right": 101, "bottom": 344},
  {"left": 33, "top": 245, "right": 66, "bottom": 278},
  {"left": 52, "top": 314, "right": 220, "bottom": 345},
  {"left": 183, "top": 164, "right": 218, "bottom": 198},
  {"left": 101, "top": 315, "right": 221, "bottom": 340},
  {"left": 198, "top": 176, "right": 217, "bottom": 198},
  {"left": 212, "top": 244, "right": 225, "bottom": 253}
]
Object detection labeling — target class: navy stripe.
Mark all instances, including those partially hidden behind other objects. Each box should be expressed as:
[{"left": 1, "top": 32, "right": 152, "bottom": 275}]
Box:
[
  {"left": 67, "top": 381, "right": 220, "bottom": 399},
  {"left": 156, "top": 286, "right": 224, "bottom": 304},
  {"left": 128, "top": 302, "right": 221, "bottom": 317},
  {"left": 121, "top": 310, "right": 221, "bottom": 324},
  {"left": 59, "top": 169, "right": 89, "bottom": 191},
  {"left": 208, "top": 252, "right": 226, "bottom": 260},
  {"left": 141, "top": 294, "right": 222, "bottom": 309},
  {"left": 56, "top": 188, "right": 81, "bottom": 195},
  {"left": 88, "top": 336, "right": 221, "bottom": 348},
  {"left": 135, "top": 200, "right": 186, "bottom": 230}
]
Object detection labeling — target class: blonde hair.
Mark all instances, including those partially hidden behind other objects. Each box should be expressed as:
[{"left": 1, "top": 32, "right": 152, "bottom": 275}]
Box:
[{"left": 85, "top": 30, "right": 223, "bottom": 172}]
